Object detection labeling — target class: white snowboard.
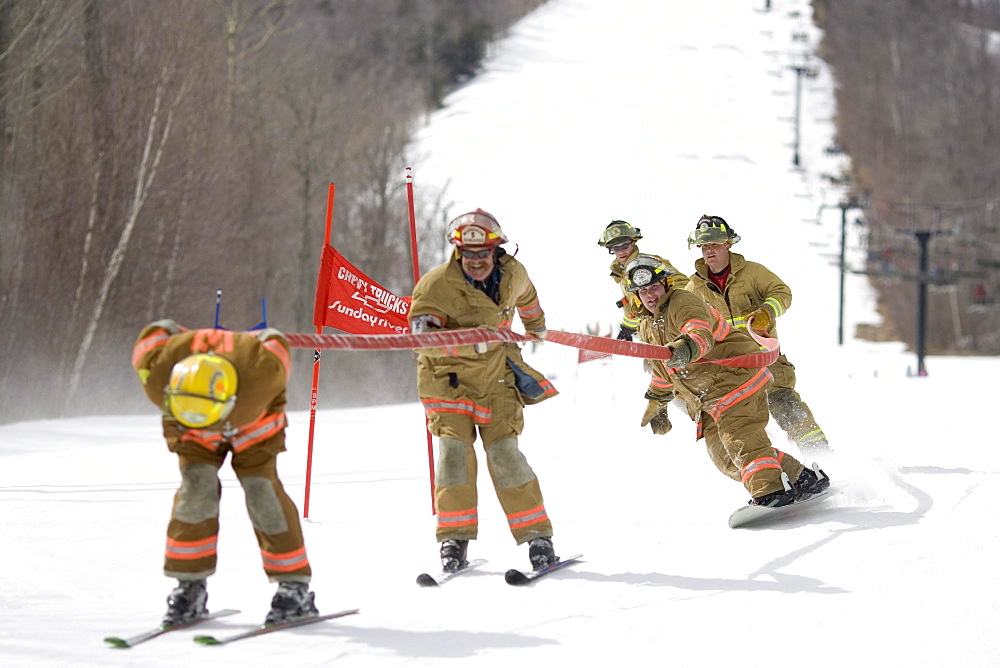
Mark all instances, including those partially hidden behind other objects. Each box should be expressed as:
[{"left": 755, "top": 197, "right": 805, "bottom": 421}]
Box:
[{"left": 728, "top": 487, "right": 835, "bottom": 528}]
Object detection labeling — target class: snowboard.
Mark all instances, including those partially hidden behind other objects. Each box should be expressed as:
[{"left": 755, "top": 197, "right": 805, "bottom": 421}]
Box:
[{"left": 728, "top": 487, "right": 836, "bottom": 528}]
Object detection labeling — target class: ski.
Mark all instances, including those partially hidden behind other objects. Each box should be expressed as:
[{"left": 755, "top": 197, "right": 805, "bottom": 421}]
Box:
[
  {"left": 193, "top": 608, "right": 359, "bottom": 645},
  {"left": 505, "top": 553, "right": 582, "bottom": 586},
  {"left": 104, "top": 608, "right": 240, "bottom": 648},
  {"left": 728, "top": 487, "right": 836, "bottom": 528},
  {"left": 416, "top": 558, "right": 488, "bottom": 587}
]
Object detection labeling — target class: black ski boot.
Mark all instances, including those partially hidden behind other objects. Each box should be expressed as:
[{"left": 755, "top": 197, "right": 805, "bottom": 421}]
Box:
[
  {"left": 264, "top": 581, "right": 318, "bottom": 625},
  {"left": 528, "top": 536, "right": 557, "bottom": 571},
  {"left": 749, "top": 472, "right": 796, "bottom": 507},
  {"left": 793, "top": 463, "right": 830, "bottom": 500},
  {"left": 162, "top": 579, "right": 207, "bottom": 626},
  {"left": 440, "top": 539, "right": 469, "bottom": 572}
]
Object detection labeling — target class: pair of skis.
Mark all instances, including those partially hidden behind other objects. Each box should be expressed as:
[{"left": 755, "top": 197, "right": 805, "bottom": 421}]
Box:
[
  {"left": 104, "top": 607, "right": 359, "bottom": 648},
  {"left": 416, "top": 554, "right": 583, "bottom": 587}
]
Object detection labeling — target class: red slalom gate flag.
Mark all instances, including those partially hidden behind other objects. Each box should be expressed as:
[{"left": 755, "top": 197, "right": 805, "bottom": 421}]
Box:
[{"left": 313, "top": 245, "right": 411, "bottom": 334}]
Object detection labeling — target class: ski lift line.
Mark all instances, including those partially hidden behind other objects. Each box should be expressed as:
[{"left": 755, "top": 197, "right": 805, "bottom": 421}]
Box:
[
  {"left": 883, "top": 196, "right": 1000, "bottom": 211},
  {"left": 283, "top": 328, "right": 780, "bottom": 369}
]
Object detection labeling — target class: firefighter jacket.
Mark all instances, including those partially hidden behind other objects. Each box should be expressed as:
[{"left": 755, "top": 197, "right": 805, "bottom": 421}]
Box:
[
  {"left": 637, "top": 288, "right": 772, "bottom": 424},
  {"left": 131, "top": 320, "right": 291, "bottom": 452},
  {"left": 609, "top": 247, "right": 689, "bottom": 330},
  {"left": 686, "top": 251, "right": 791, "bottom": 338},
  {"left": 410, "top": 252, "right": 558, "bottom": 426}
]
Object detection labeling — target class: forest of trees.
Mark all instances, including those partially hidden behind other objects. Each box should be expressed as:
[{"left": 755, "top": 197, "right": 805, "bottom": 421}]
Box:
[
  {"left": 815, "top": 0, "right": 1000, "bottom": 356},
  {"left": 4, "top": 0, "right": 1000, "bottom": 424},
  {"left": 0, "top": 0, "right": 544, "bottom": 424}
]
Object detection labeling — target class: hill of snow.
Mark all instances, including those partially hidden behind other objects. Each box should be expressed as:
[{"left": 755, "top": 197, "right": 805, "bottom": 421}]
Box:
[{"left": 2, "top": 1, "right": 996, "bottom": 666}]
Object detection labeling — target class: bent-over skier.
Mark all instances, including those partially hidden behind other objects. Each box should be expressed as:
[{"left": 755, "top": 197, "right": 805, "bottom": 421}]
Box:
[{"left": 132, "top": 320, "right": 318, "bottom": 626}]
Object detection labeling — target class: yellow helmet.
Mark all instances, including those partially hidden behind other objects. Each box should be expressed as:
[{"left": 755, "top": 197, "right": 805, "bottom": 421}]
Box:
[
  {"left": 687, "top": 215, "right": 740, "bottom": 249},
  {"left": 597, "top": 220, "right": 642, "bottom": 248},
  {"left": 446, "top": 208, "right": 508, "bottom": 247},
  {"left": 164, "top": 354, "right": 238, "bottom": 428}
]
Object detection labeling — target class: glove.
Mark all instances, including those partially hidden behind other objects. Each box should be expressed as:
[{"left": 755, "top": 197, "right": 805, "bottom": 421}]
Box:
[
  {"left": 617, "top": 324, "right": 636, "bottom": 341},
  {"left": 410, "top": 314, "right": 441, "bottom": 335},
  {"left": 640, "top": 399, "right": 672, "bottom": 435},
  {"left": 148, "top": 318, "right": 182, "bottom": 335},
  {"left": 528, "top": 328, "right": 547, "bottom": 341},
  {"left": 747, "top": 306, "right": 773, "bottom": 331},
  {"left": 664, "top": 336, "right": 695, "bottom": 369}
]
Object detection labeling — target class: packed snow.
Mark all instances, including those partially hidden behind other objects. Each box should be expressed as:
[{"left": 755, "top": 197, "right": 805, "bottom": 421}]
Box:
[{"left": 3, "top": 0, "right": 997, "bottom": 666}]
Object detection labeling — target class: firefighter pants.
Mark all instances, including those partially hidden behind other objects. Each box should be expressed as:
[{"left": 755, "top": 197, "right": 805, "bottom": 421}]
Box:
[
  {"left": 426, "top": 387, "right": 552, "bottom": 545},
  {"left": 767, "top": 355, "right": 829, "bottom": 449},
  {"left": 701, "top": 390, "right": 805, "bottom": 498},
  {"left": 163, "top": 433, "right": 311, "bottom": 583}
]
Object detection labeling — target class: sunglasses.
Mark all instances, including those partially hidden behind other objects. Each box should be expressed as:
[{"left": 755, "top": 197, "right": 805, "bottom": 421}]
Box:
[
  {"left": 459, "top": 248, "right": 494, "bottom": 259},
  {"left": 608, "top": 241, "right": 633, "bottom": 253}
]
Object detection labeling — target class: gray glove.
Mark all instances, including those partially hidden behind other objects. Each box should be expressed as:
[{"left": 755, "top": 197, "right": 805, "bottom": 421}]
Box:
[{"left": 664, "top": 336, "right": 696, "bottom": 369}]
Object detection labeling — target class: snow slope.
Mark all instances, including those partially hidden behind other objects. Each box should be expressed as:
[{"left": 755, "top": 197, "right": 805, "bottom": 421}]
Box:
[{"left": 2, "top": 1, "right": 997, "bottom": 666}]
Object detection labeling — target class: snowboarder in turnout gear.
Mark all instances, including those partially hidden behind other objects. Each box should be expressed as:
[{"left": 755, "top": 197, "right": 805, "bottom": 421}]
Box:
[
  {"left": 623, "top": 255, "right": 829, "bottom": 506},
  {"left": 597, "top": 220, "right": 688, "bottom": 341},
  {"left": 684, "top": 215, "right": 832, "bottom": 453},
  {"left": 409, "top": 208, "right": 559, "bottom": 572},
  {"left": 131, "top": 320, "right": 319, "bottom": 626}
]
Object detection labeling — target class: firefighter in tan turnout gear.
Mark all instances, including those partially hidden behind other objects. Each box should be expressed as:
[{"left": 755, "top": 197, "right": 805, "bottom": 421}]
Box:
[
  {"left": 132, "top": 320, "right": 318, "bottom": 626},
  {"left": 597, "top": 220, "right": 688, "bottom": 341},
  {"left": 623, "top": 254, "right": 830, "bottom": 505},
  {"left": 685, "top": 215, "right": 832, "bottom": 453},
  {"left": 409, "top": 209, "right": 560, "bottom": 573}
]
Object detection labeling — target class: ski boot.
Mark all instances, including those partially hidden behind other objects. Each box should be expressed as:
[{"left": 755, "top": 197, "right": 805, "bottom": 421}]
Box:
[
  {"left": 749, "top": 472, "right": 796, "bottom": 508},
  {"left": 162, "top": 579, "right": 207, "bottom": 626},
  {"left": 528, "top": 536, "right": 557, "bottom": 571},
  {"left": 264, "top": 581, "right": 318, "bottom": 625},
  {"left": 440, "top": 539, "right": 469, "bottom": 572},
  {"left": 793, "top": 463, "right": 830, "bottom": 500}
]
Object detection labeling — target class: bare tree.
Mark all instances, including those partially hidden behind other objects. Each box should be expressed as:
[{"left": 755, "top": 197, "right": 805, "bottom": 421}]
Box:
[
  {"left": 215, "top": 0, "right": 293, "bottom": 125},
  {"left": 67, "top": 68, "right": 189, "bottom": 406}
]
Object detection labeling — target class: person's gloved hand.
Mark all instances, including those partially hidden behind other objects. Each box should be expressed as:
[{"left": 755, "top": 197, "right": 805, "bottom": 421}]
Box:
[
  {"left": 664, "top": 336, "right": 696, "bottom": 369},
  {"left": 528, "top": 328, "right": 548, "bottom": 341},
  {"left": 410, "top": 314, "right": 441, "bottom": 334},
  {"left": 617, "top": 324, "right": 636, "bottom": 341},
  {"left": 747, "top": 306, "right": 773, "bottom": 331},
  {"left": 640, "top": 399, "right": 672, "bottom": 435}
]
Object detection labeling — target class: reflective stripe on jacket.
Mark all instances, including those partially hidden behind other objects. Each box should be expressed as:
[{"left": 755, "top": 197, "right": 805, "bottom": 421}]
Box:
[{"left": 638, "top": 288, "right": 771, "bottom": 422}]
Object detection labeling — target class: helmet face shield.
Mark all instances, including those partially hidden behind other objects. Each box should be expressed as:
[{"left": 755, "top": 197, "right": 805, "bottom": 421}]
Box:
[{"left": 165, "top": 354, "right": 238, "bottom": 428}]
